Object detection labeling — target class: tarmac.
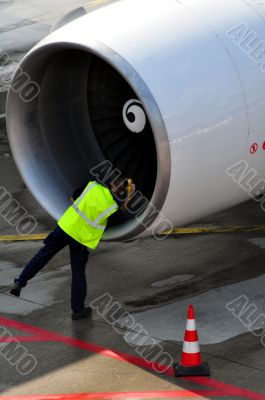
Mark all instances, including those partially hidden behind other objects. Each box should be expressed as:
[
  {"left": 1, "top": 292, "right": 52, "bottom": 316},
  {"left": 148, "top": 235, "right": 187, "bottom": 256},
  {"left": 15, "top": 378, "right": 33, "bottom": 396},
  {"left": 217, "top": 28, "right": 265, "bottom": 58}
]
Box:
[{"left": 1, "top": 0, "right": 265, "bottom": 399}]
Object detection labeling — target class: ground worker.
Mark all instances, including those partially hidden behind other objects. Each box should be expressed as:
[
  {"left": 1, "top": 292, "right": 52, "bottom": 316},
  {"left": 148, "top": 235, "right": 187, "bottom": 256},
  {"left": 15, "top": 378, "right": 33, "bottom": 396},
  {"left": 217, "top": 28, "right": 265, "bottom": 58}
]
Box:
[{"left": 10, "top": 177, "right": 135, "bottom": 320}]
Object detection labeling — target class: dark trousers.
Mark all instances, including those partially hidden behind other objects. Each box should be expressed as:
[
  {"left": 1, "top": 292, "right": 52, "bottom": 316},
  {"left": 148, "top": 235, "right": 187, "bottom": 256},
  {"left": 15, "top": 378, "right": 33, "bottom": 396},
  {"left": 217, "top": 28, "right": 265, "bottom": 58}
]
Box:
[{"left": 15, "top": 226, "right": 89, "bottom": 313}]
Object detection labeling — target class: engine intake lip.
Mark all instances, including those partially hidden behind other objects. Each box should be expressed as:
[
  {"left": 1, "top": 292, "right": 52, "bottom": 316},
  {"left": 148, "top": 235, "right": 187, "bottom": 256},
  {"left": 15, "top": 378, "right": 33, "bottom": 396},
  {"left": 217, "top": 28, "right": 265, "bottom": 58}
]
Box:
[{"left": 6, "top": 40, "right": 171, "bottom": 241}]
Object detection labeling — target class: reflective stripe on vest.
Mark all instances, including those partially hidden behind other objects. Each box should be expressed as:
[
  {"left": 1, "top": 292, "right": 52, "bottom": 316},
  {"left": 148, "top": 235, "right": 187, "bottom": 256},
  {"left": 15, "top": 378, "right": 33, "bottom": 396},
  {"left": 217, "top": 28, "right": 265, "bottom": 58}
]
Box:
[
  {"left": 94, "top": 203, "right": 119, "bottom": 224},
  {"left": 72, "top": 203, "right": 105, "bottom": 231},
  {"left": 72, "top": 182, "right": 118, "bottom": 231},
  {"left": 58, "top": 181, "right": 119, "bottom": 249},
  {"left": 75, "top": 181, "right": 99, "bottom": 207}
]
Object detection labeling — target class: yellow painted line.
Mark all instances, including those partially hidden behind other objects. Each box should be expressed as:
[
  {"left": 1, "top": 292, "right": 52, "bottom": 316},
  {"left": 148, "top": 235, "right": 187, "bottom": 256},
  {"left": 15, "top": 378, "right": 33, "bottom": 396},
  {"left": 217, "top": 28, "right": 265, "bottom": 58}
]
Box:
[
  {"left": 162, "top": 225, "right": 265, "bottom": 235},
  {"left": 0, "top": 233, "right": 48, "bottom": 242},
  {"left": 0, "top": 226, "right": 265, "bottom": 242}
]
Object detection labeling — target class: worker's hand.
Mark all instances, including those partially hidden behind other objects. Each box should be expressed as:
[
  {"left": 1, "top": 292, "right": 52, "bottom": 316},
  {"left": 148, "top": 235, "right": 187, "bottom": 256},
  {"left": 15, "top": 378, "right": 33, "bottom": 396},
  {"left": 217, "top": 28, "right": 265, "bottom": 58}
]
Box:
[
  {"left": 69, "top": 197, "right": 74, "bottom": 203},
  {"left": 128, "top": 182, "right": 136, "bottom": 196},
  {"left": 124, "top": 181, "right": 136, "bottom": 209}
]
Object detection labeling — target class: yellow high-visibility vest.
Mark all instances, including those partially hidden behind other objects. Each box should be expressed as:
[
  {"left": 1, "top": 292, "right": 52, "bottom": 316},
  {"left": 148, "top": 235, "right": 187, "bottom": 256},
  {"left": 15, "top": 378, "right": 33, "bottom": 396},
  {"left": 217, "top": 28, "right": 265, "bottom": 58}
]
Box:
[{"left": 58, "top": 181, "right": 119, "bottom": 249}]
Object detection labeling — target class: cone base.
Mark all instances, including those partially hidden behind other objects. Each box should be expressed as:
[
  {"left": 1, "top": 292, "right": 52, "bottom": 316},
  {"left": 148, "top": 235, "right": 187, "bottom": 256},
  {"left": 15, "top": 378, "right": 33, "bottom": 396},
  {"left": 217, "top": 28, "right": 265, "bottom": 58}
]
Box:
[{"left": 173, "top": 362, "right": 210, "bottom": 377}]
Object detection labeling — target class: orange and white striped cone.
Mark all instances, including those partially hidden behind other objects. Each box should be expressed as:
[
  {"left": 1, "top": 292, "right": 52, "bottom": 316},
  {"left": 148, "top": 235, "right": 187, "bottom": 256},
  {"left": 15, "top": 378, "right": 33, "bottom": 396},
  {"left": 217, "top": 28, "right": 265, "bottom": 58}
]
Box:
[{"left": 173, "top": 304, "right": 210, "bottom": 377}]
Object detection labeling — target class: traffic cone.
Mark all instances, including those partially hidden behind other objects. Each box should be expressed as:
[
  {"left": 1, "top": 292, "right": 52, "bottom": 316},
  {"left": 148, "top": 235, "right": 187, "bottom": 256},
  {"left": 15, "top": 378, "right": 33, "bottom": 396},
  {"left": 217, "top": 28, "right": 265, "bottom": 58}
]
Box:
[{"left": 173, "top": 304, "right": 210, "bottom": 377}]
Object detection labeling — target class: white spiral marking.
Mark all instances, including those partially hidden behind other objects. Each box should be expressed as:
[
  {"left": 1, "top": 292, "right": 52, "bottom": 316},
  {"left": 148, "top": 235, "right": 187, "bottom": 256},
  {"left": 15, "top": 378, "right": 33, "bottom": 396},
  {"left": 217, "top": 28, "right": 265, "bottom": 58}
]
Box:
[{"left": 122, "top": 99, "right": 146, "bottom": 133}]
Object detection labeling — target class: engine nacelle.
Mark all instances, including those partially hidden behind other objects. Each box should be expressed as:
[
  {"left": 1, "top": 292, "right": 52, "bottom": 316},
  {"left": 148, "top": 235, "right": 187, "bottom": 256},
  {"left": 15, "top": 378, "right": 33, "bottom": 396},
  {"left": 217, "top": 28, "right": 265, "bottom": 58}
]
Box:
[{"left": 6, "top": 0, "right": 265, "bottom": 241}]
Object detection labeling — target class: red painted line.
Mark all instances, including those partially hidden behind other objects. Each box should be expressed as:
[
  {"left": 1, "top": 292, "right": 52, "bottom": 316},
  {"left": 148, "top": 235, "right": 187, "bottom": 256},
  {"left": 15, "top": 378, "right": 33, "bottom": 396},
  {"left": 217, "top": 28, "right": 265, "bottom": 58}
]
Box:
[
  {"left": 0, "top": 336, "right": 51, "bottom": 343},
  {"left": 185, "top": 378, "right": 265, "bottom": 400},
  {"left": 47, "top": 334, "right": 172, "bottom": 374},
  {"left": 0, "top": 316, "right": 265, "bottom": 399},
  {"left": 0, "top": 317, "right": 171, "bottom": 374},
  {"left": 0, "top": 317, "right": 55, "bottom": 337},
  {"left": 0, "top": 390, "right": 236, "bottom": 399}
]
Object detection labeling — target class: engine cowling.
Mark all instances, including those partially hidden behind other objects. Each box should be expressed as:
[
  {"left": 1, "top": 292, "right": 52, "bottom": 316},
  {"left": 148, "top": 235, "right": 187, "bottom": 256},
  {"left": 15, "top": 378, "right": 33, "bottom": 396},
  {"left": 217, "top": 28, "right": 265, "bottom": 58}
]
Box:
[{"left": 6, "top": 0, "right": 265, "bottom": 241}]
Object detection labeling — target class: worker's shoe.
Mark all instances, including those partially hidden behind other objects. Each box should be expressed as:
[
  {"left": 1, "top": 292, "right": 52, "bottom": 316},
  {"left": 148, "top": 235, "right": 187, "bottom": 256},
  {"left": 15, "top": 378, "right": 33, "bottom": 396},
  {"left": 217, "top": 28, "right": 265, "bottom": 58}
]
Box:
[
  {"left": 72, "top": 307, "right": 92, "bottom": 321},
  {"left": 10, "top": 282, "right": 23, "bottom": 297}
]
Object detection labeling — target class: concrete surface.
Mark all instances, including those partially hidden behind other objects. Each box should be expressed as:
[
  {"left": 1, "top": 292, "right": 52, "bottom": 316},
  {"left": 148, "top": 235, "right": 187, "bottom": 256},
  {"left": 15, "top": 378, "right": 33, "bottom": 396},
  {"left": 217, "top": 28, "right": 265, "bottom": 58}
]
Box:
[
  {"left": 1, "top": 141, "right": 265, "bottom": 398},
  {"left": 1, "top": 0, "right": 265, "bottom": 399}
]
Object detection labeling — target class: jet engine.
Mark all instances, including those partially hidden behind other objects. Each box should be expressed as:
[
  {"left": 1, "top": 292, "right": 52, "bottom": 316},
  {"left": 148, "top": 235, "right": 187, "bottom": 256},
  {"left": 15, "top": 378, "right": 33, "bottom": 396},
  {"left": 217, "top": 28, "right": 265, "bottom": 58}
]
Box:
[{"left": 6, "top": 0, "right": 265, "bottom": 240}]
